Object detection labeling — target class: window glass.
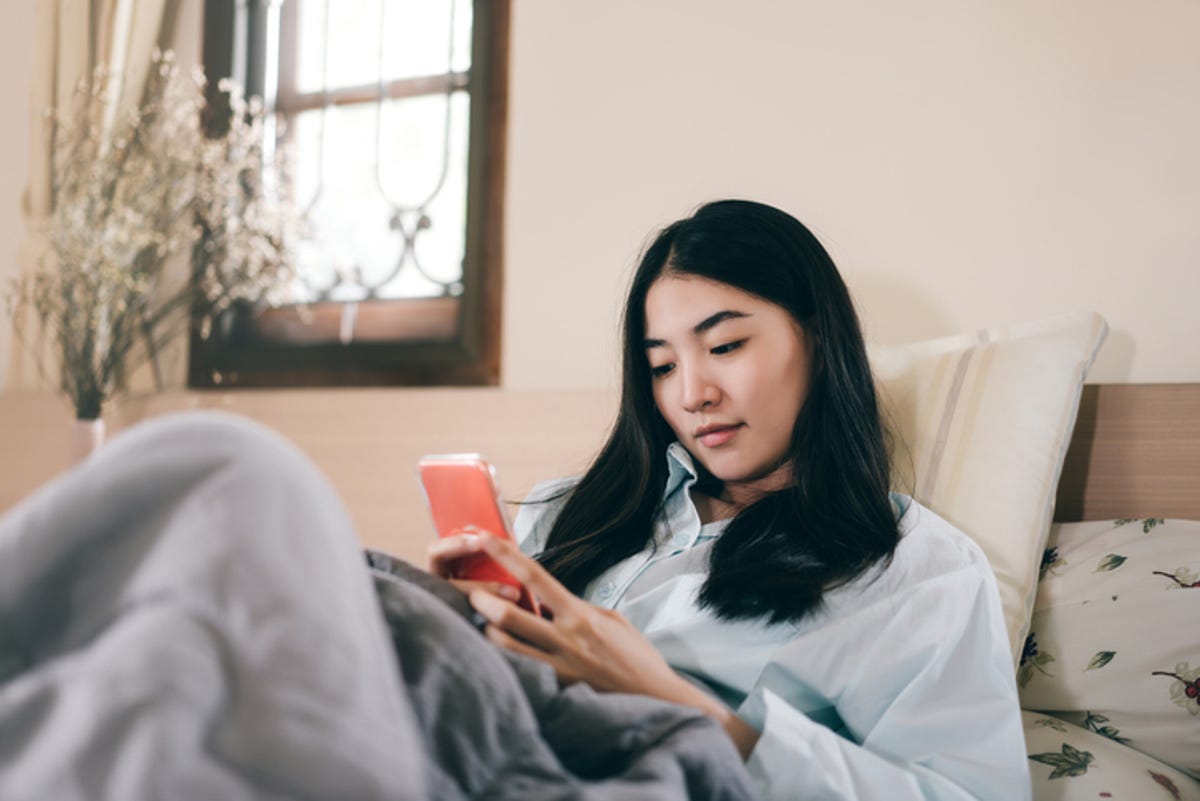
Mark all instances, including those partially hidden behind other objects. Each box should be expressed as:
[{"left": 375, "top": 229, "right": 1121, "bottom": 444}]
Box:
[
  {"left": 288, "top": 91, "right": 470, "bottom": 302},
  {"left": 295, "top": 0, "right": 473, "bottom": 93}
]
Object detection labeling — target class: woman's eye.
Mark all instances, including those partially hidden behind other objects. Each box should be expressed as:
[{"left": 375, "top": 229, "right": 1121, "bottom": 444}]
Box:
[
  {"left": 650, "top": 363, "right": 675, "bottom": 378},
  {"left": 710, "top": 340, "right": 746, "bottom": 356}
]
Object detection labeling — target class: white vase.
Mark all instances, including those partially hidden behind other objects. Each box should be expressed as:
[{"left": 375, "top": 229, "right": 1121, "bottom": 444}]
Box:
[{"left": 71, "top": 418, "right": 106, "bottom": 464}]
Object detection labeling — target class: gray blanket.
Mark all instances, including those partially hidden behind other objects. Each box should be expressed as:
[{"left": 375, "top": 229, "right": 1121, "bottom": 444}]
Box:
[{"left": 0, "top": 411, "right": 758, "bottom": 800}]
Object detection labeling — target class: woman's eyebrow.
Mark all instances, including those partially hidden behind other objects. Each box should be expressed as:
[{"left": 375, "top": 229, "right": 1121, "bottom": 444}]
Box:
[{"left": 644, "top": 310, "right": 751, "bottom": 349}]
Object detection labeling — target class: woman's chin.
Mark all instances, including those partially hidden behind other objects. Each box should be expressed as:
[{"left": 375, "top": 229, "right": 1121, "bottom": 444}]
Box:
[{"left": 705, "top": 459, "right": 793, "bottom": 495}]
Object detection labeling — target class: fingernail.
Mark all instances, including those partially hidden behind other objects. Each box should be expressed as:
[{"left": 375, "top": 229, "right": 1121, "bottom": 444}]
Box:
[{"left": 498, "top": 585, "right": 520, "bottom": 602}]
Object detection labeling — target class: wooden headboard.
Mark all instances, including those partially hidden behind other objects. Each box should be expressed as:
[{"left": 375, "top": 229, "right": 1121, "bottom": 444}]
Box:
[{"left": 1054, "top": 383, "right": 1200, "bottom": 522}]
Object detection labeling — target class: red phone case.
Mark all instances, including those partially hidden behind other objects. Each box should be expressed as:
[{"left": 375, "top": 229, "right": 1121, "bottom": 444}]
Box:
[{"left": 418, "top": 454, "right": 540, "bottom": 615}]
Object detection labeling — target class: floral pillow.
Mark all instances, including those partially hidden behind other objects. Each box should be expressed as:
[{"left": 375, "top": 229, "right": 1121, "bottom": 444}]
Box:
[
  {"left": 1023, "top": 711, "right": 1200, "bottom": 800},
  {"left": 1020, "top": 518, "right": 1200, "bottom": 780}
]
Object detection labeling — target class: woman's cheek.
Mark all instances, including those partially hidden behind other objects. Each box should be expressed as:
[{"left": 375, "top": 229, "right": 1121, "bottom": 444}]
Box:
[{"left": 653, "top": 385, "right": 682, "bottom": 433}]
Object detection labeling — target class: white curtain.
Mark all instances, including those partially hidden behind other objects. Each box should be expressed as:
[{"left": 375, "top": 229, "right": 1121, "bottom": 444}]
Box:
[{"left": 7, "top": 0, "right": 185, "bottom": 392}]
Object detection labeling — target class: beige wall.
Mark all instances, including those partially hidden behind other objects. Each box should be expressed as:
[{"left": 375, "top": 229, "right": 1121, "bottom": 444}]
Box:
[
  {"left": 503, "top": 0, "right": 1200, "bottom": 388},
  {"left": 3, "top": 1, "right": 1198, "bottom": 395}
]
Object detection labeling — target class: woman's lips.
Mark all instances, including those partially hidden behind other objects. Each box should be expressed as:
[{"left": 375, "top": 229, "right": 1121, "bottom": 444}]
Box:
[{"left": 696, "top": 424, "right": 743, "bottom": 448}]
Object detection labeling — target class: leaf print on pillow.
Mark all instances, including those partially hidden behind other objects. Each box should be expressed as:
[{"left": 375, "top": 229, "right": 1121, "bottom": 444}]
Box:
[
  {"left": 1082, "top": 711, "right": 1130, "bottom": 745},
  {"left": 1018, "top": 632, "right": 1056, "bottom": 689},
  {"left": 1094, "top": 553, "right": 1127, "bottom": 572},
  {"left": 1039, "top": 546, "right": 1066, "bottom": 579},
  {"left": 1114, "top": 518, "right": 1165, "bottom": 533},
  {"left": 1028, "top": 742, "right": 1095, "bottom": 779},
  {"left": 1085, "top": 651, "right": 1117, "bottom": 672},
  {"left": 1032, "top": 716, "right": 1069, "bottom": 733}
]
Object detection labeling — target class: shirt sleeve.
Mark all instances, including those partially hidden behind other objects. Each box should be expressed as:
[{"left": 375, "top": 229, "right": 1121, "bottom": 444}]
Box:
[{"left": 738, "top": 567, "right": 1031, "bottom": 801}]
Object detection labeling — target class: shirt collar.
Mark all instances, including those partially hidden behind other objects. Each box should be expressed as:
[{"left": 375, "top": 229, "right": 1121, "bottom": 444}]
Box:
[
  {"left": 664, "top": 443, "right": 731, "bottom": 543},
  {"left": 665, "top": 449, "right": 909, "bottom": 544},
  {"left": 665, "top": 441, "right": 699, "bottom": 497}
]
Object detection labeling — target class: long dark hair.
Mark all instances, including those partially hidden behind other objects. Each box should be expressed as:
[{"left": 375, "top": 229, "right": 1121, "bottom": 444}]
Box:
[{"left": 537, "top": 200, "right": 899, "bottom": 624}]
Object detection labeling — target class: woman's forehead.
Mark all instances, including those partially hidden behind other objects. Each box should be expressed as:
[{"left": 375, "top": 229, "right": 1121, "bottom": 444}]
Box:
[{"left": 645, "top": 275, "right": 773, "bottom": 329}]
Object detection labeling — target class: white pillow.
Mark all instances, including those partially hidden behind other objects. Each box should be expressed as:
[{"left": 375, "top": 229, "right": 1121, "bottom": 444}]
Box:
[
  {"left": 870, "top": 311, "right": 1108, "bottom": 667},
  {"left": 1020, "top": 518, "right": 1200, "bottom": 779}
]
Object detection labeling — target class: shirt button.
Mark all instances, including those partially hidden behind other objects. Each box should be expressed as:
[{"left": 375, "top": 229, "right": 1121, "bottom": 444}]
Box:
[
  {"left": 671, "top": 532, "right": 690, "bottom": 548},
  {"left": 597, "top": 582, "right": 616, "bottom": 600}
]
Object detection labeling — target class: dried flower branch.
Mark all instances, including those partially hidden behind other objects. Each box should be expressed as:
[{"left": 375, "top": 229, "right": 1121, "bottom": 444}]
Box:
[{"left": 5, "top": 50, "right": 297, "bottom": 419}]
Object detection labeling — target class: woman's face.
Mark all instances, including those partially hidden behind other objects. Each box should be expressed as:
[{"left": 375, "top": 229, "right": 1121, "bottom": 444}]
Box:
[{"left": 644, "top": 273, "right": 812, "bottom": 500}]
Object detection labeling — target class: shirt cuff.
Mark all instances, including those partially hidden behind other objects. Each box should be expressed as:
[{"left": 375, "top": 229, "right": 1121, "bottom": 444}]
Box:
[{"left": 740, "top": 687, "right": 828, "bottom": 798}]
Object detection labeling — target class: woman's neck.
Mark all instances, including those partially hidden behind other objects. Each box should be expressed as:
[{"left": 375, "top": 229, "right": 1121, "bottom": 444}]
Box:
[
  {"left": 692, "top": 463, "right": 793, "bottom": 523},
  {"left": 691, "top": 488, "right": 741, "bottom": 525}
]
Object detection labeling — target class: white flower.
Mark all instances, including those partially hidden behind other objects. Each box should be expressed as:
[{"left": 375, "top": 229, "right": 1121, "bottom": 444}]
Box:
[{"left": 5, "top": 48, "right": 299, "bottom": 419}]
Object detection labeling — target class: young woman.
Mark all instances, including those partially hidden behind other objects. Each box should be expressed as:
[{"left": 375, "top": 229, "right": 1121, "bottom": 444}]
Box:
[{"left": 430, "top": 200, "right": 1031, "bottom": 800}]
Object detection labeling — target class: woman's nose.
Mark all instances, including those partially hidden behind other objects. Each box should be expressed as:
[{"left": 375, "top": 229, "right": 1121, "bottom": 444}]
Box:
[{"left": 680, "top": 364, "right": 720, "bottom": 412}]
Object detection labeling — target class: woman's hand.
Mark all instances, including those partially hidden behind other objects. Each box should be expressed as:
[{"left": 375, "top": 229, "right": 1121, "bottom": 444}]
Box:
[
  {"left": 463, "top": 533, "right": 676, "bottom": 694},
  {"left": 426, "top": 532, "right": 523, "bottom": 604},
  {"left": 466, "top": 532, "right": 762, "bottom": 759}
]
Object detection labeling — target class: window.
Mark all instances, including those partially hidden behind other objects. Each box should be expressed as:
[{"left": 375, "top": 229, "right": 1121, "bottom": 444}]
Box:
[{"left": 190, "top": 0, "right": 508, "bottom": 387}]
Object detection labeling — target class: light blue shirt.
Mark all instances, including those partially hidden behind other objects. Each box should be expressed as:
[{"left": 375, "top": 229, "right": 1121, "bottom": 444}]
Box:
[{"left": 514, "top": 442, "right": 1031, "bottom": 801}]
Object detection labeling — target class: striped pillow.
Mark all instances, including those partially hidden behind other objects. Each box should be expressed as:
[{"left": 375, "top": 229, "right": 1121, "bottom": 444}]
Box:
[{"left": 869, "top": 312, "right": 1109, "bottom": 667}]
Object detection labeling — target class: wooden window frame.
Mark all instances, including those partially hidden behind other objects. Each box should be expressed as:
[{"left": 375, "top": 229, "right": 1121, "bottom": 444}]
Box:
[{"left": 188, "top": 0, "right": 508, "bottom": 388}]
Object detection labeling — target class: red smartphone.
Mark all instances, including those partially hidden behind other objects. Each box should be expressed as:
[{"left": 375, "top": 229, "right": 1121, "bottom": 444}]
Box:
[{"left": 417, "top": 453, "right": 541, "bottom": 615}]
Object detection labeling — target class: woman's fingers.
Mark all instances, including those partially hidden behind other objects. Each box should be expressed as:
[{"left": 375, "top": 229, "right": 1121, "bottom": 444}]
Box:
[
  {"left": 449, "top": 579, "right": 522, "bottom": 603},
  {"left": 426, "top": 531, "right": 489, "bottom": 576},
  {"left": 469, "top": 587, "right": 561, "bottom": 652},
  {"left": 483, "top": 622, "right": 562, "bottom": 668},
  {"left": 474, "top": 533, "right": 575, "bottom": 609}
]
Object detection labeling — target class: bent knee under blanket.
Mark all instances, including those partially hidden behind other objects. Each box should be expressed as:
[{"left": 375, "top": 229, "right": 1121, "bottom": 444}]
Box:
[{"left": 0, "top": 411, "right": 757, "bottom": 801}]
